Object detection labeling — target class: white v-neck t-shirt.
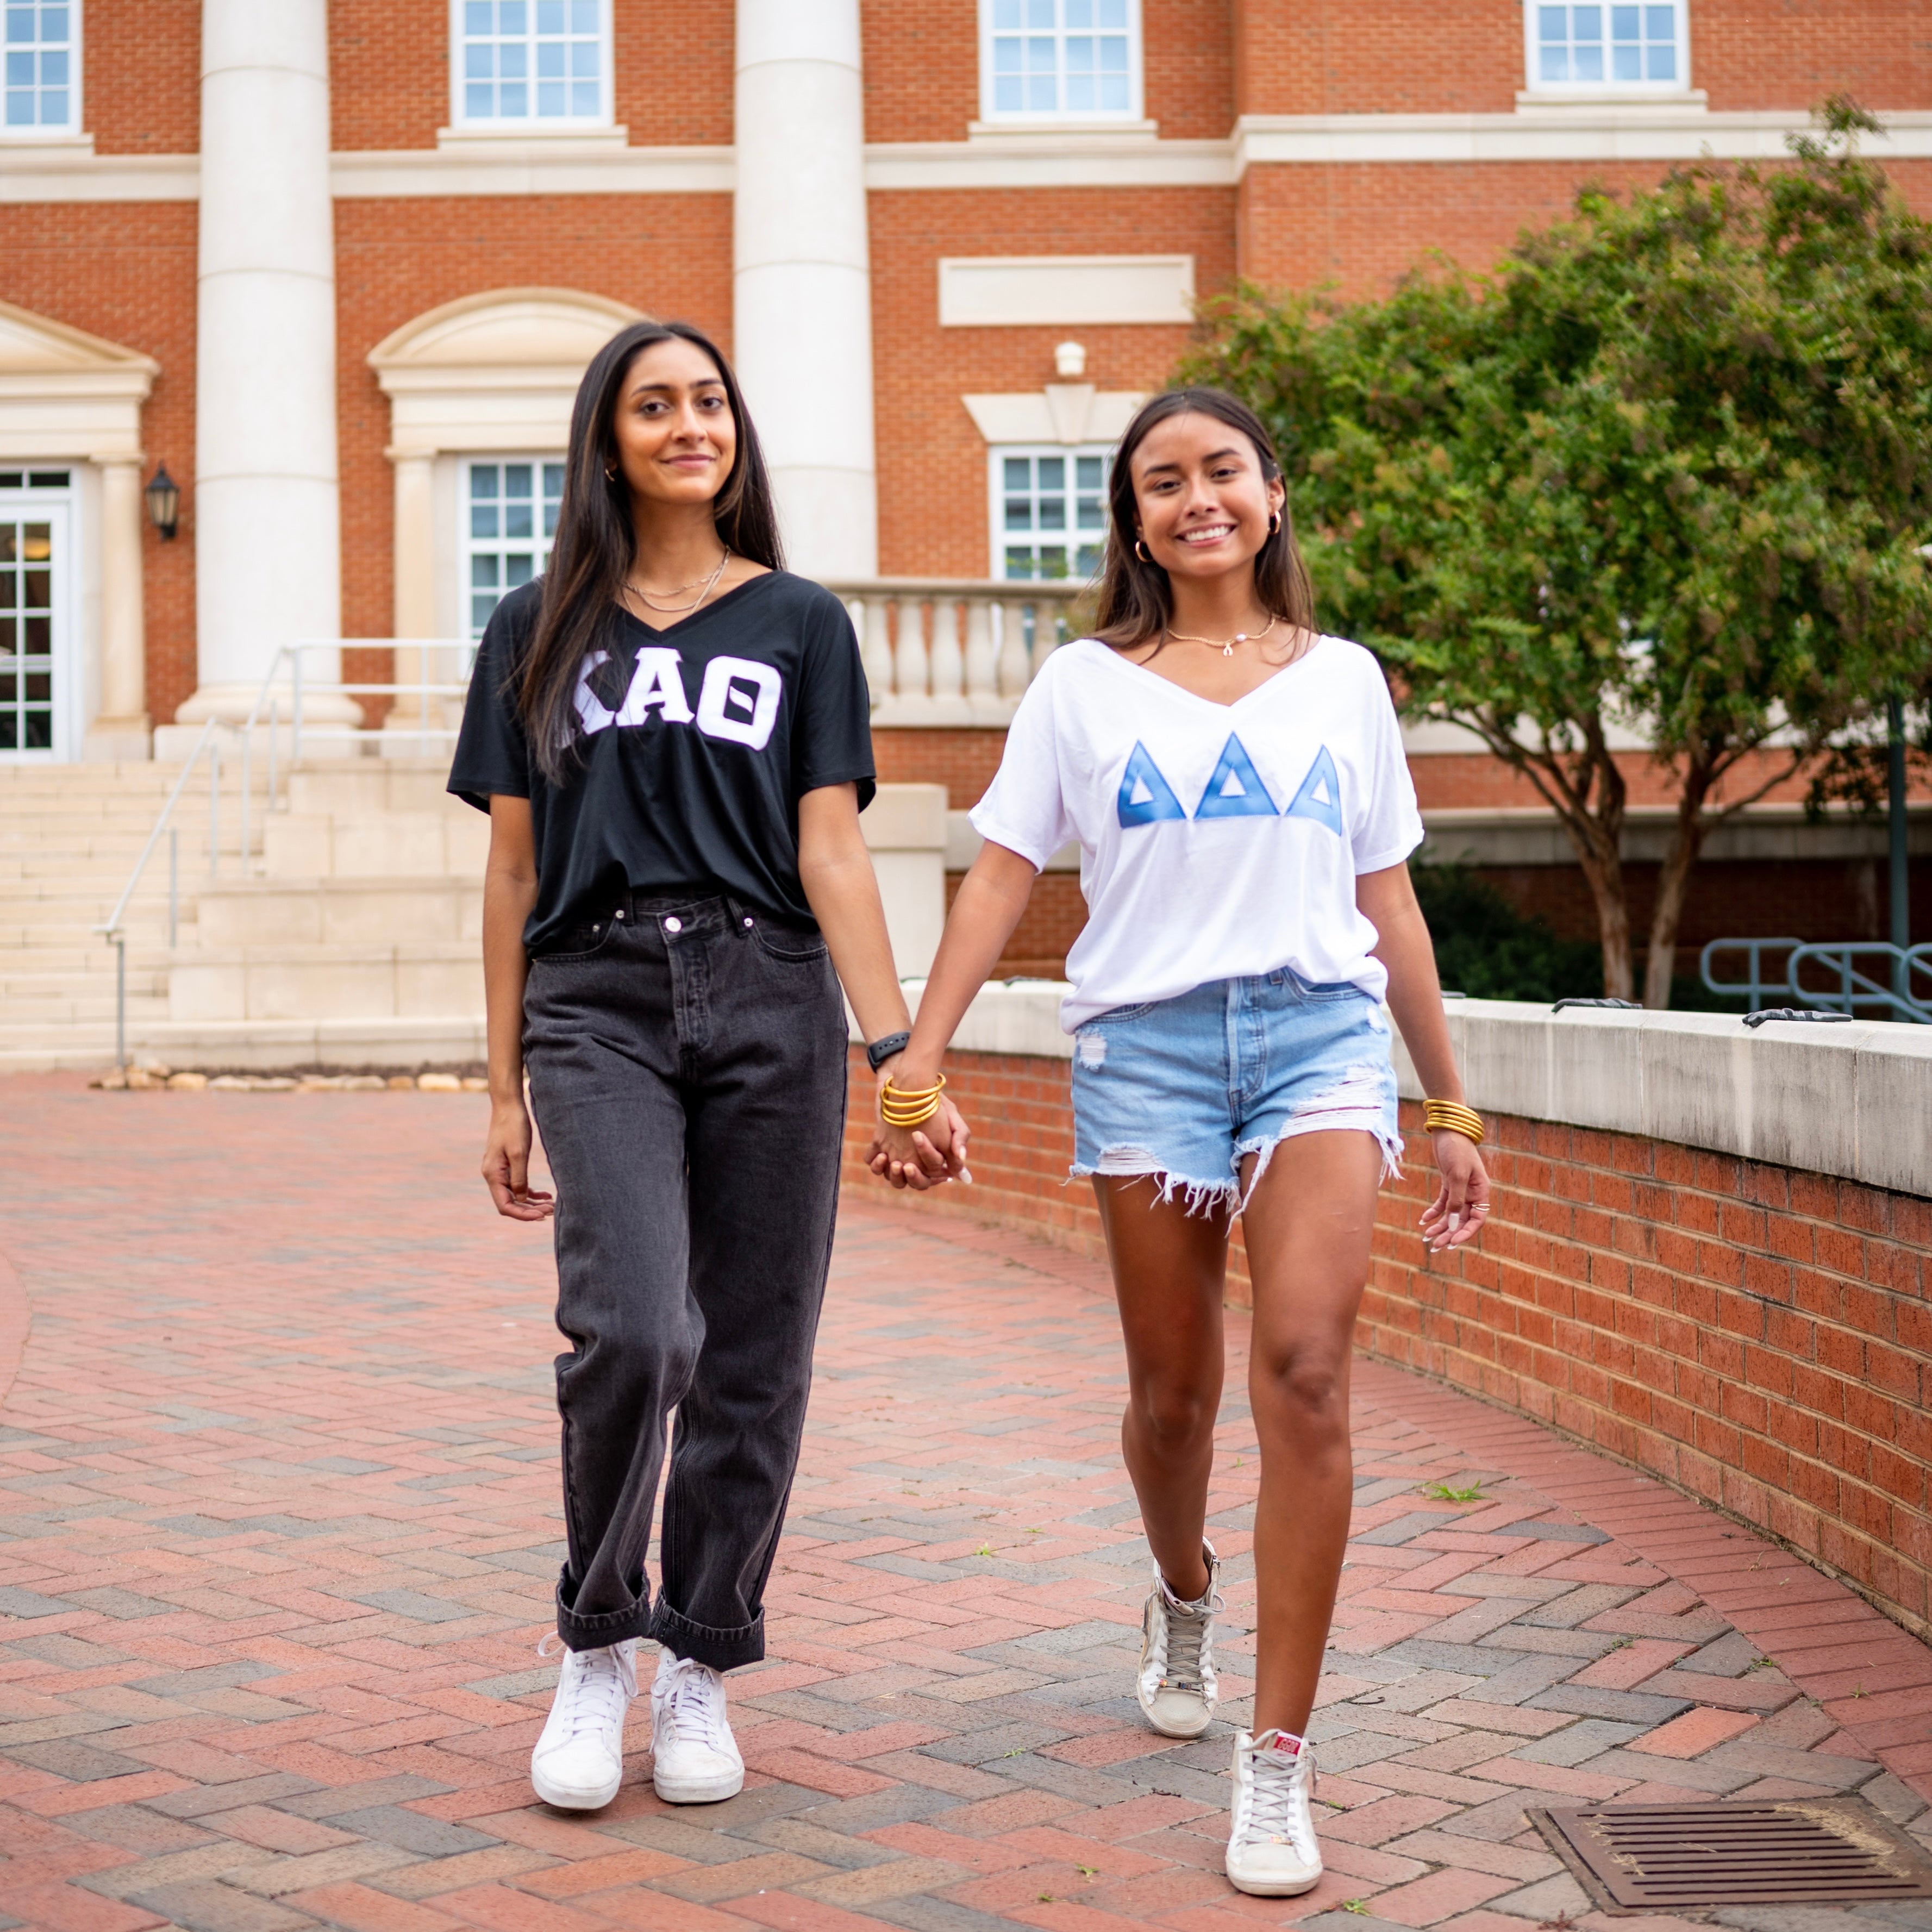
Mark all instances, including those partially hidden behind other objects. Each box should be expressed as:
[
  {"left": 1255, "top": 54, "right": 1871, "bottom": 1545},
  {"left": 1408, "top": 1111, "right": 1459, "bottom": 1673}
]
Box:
[{"left": 970, "top": 634, "right": 1423, "bottom": 1030}]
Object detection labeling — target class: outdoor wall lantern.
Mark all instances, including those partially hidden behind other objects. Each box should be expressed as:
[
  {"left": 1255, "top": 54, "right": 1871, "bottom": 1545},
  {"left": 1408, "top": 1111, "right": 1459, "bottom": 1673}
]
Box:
[{"left": 144, "top": 464, "right": 180, "bottom": 540}]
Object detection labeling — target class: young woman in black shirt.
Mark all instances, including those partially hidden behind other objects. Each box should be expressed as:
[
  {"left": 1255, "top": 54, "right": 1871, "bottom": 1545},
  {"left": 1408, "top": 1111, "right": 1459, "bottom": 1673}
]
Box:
[{"left": 450, "top": 320, "right": 961, "bottom": 1813}]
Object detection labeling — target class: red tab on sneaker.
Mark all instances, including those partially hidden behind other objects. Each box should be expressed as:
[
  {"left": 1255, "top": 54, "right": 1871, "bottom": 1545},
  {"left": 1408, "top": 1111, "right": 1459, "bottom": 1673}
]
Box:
[{"left": 1270, "top": 1733, "right": 1302, "bottom": 1756}]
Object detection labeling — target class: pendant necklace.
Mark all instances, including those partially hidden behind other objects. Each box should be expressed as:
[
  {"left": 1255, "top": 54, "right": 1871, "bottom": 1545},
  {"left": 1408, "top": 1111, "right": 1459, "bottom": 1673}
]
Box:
[
  {"left": 630, "top": 547, "right": 731, "bottom": 616},
  {"left": 1166, "top": 614, "right": 1279, "bottom": 658}
]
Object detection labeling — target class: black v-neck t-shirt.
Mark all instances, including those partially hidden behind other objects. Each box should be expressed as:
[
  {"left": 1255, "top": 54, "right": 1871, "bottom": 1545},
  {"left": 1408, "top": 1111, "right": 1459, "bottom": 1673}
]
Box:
[{"left": 448, "top": 571, "right": 876, "bottom": 954}]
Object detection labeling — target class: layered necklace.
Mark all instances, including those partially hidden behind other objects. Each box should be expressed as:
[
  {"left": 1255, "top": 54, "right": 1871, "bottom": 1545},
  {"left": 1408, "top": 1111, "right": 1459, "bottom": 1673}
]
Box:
[{"left": 627, "top": 547, "right": 731, "bottom": 617}]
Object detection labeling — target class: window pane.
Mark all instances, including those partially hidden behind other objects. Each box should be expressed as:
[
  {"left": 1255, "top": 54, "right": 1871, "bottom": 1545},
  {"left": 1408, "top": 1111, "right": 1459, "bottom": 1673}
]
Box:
[
  {"left": 1067, "top": 0, "right": 1093, "bottom": 23},
  {"left": 1076, "top": 455, "right": 1103, "bottom": 490},
  {"left": 1005, "top": 497, "right": 1032, "bottom": 531},
  {"left": 1005, "top": 547, "right": 1035, "bottom": 580},
  {"left": 1611, "top": 5, "right": 1639, "bottom": 35},
  {"left": 1539, "top": 5, "right": 1566, "bottom": 39},
  {"left": 536, "top": 39, "right": 565, "bottom": 76},
  {"left": 988, "top": 0, "right": 1136, "bottom": 118},
  {"left": 1026, "top": 0, "right": 1053, "bottom": 23},
  {"left": 572, "top": 0, "right": 598, "bottom": 28},
  {"left": 1003, "top": 457, "right": 1030, "bottom": 490},
  {"left": 994, "top": 0, "right": 1022, "bottom": 24},
  {"left": 1612, "top": 41, "right": 1640, "bottom": 78},
  {"left": 1039, "top": 496, "right": 1065, "bottom": 531},
  {"left": 537, "top": 0, "right": 564, "bottom": 29},
  {"left": 1575, "top": 42, "right": 1602, "bottom": 78},
  {"left": 1038, "top": 458, "right": 1064, "bottom": 490},
  {"left": 1648, "top": 41, "right": 1675, "bottom": 78},
  {"left": 1646, "top": 3, "right": 1674, "bottom": 34},
  {"left": 1574, "top": 7, "right": 1601, "bottom": 36}
]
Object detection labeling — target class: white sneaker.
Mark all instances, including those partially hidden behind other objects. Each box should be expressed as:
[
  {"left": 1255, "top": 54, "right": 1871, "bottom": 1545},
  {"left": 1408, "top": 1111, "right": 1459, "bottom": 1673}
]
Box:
[
  {"left": 530, "top": 1637, "right": 636, "bottom": 1810},
  {"left": 1226, "top": 1729, "right": 1323, "bottom": 1896},
  {"left": 1136, "top": 1542, "right": 1222, "bottom": 1739},
  {"left": 649, "top": 1652, "right": 745, "bottom": 1803}
]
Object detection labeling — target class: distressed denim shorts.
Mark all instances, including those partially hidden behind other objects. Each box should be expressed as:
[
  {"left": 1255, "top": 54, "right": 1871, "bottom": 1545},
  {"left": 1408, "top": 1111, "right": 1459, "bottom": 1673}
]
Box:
[{"left": 1069, "top": 970, "right": 1402, "bottom": 1214}]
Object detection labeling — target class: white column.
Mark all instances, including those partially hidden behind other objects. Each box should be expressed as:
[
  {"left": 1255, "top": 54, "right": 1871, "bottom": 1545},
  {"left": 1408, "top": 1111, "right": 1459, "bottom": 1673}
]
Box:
[
  {"left": 85, "top": 458, "right": 149, "bottom": 758},
  {"left": 178, "top": 0, "right": 346, "bottom": 726},
  {"left": 733, "top": 0, "right": 878, "bottom": 579},
  {"left": 384, "top": 452, "right": 435, "bottom": 733}
]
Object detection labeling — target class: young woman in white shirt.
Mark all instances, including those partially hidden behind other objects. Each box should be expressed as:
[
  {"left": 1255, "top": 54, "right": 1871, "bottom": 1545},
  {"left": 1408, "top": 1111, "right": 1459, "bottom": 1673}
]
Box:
[{"left": 871, "top": 388, "right": 1491, "bottom": 1896}]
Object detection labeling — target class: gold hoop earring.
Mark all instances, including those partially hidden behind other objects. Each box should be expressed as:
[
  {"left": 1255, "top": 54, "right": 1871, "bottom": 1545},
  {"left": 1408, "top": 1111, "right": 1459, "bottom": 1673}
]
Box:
[
  {"left": 1134, "top": 538, "right": 1154, "bottom": 565},
  {"left": 605, "top": 464, "right": 618, "bottom": 482},
  {"left": 1267, "top": 511, "right": 1281, "bottom": 536}
]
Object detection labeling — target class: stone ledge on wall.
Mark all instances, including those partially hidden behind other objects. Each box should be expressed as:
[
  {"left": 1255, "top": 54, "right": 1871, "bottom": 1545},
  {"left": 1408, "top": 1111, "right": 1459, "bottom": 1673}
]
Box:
[{"left": 861, "top": 985, "right": 1931, "bottom": 1203}]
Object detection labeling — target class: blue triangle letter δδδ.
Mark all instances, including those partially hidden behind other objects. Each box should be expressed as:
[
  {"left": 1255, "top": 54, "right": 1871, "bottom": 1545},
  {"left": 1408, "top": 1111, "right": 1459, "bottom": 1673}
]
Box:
[
  {"left": 1193, "top": 733, "right": 1279, "bottom": 820},
  {"left": 1283, "top": 744, "right": 1343, "bottom": 836},
  {"left": 1116, "top": 741, "right": 1187, "bottom": 828}
]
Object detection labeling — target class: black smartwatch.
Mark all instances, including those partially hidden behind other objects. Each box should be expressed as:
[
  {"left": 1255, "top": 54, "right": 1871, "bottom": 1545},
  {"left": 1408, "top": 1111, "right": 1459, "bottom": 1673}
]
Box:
[{"left": 866, "top": 1030, "right": 911, "bottom": 1073}]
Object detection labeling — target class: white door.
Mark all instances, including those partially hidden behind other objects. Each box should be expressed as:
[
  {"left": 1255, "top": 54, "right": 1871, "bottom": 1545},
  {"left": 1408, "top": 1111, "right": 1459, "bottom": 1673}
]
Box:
[{"left": 0, "top": 475, "right": 74, "bottom": 760}]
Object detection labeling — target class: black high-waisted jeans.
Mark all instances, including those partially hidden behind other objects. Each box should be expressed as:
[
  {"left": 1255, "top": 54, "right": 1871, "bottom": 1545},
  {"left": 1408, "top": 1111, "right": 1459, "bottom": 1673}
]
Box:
[{"left": 522, "top": 890, "right": 848, "bottom": 1668}]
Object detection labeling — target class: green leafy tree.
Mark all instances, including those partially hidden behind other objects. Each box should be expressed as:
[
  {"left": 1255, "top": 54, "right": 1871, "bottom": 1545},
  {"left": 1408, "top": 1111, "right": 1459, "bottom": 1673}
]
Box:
[{"left": 1183, "top": 101, "right": 1932, "bottom": 1003}]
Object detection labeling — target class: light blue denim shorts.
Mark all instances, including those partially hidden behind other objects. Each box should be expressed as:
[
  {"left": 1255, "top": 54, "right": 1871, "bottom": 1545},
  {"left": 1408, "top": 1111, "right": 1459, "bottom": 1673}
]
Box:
[{"left": 1068, "top": 970, "right": 1402, "bottom": 1213}]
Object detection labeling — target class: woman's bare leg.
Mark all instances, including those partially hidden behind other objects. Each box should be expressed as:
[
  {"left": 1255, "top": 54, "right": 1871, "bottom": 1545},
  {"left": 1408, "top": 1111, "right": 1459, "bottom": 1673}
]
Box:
[
  {"left": 1091, "top": 1175, "right": 1231, "bottom": 1603},
  {"left": 1237, "top": 1129, "right": 1383, "bottom": 1736}
]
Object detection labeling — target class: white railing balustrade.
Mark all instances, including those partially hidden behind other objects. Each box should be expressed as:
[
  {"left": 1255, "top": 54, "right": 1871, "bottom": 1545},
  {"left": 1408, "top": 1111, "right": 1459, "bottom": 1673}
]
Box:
[{"left": 824, "top": 578, "right": 1090, "bottom": 727}]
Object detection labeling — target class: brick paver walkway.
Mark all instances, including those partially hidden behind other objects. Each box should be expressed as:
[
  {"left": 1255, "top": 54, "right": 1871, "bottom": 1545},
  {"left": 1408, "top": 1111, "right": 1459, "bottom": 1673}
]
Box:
[{"left": 2, "top": 1075, "right": 1930, "bottom": 1932}]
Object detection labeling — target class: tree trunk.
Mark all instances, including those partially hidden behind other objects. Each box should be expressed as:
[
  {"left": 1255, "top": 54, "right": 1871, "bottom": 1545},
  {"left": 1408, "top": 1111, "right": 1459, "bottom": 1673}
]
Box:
[
  {"left": 1643, "top": 762, "right": 1716, "bottom": 1009},
  {"left": 1571, "top": 827, "right": 1636, "bottom": 1001}
]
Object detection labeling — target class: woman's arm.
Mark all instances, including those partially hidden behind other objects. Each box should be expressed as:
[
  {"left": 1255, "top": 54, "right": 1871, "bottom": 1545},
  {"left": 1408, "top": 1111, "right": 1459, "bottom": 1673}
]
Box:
[
  {"left": 796, "top": 784, "right": 963, "bottom": 1184},
  {"left": 481, "top": 796, "right": 553, "bottom": 1221},
  {"left": 1356, "top": 861, "right": 1490, "bottom": 1252},
  {"left": 871, "top": 840, "right": 1039, "bottom": 1185}
]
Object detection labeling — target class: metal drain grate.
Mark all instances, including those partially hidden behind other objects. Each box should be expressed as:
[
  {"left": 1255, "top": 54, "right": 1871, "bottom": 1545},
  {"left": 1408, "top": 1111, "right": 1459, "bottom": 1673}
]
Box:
[{"left": 1531, "top": 1798, "right": 1932, "bottom": 1910}]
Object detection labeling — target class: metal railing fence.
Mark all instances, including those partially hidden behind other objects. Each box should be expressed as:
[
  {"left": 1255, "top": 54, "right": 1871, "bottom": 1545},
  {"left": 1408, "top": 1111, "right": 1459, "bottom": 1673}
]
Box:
[{"left": 1699, "top": 937, "right": 1932, "bottom": 1023}]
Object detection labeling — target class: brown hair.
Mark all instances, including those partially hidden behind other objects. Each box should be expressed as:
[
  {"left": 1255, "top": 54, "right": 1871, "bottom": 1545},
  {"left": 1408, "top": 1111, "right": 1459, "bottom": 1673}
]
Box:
[
  {"left": 515, "top": 318, "right": 783, "bottom": 782},
  {"left": 1093, "top": 387, "right": 1316, "bottom": 653}
]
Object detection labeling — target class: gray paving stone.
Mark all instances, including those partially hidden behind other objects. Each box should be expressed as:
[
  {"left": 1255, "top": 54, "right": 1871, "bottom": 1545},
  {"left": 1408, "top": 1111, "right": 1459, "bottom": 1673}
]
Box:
[
  {"left": 336, "top": 1587, "right": 471, "bottom": 1622},
  {"left": 1515, "top": 1583, "right": 1647, "bottom": 1627},
  {"left": 4, "top": 1738, "right": 149, "bottom": 1780},
  {"left": 149, "top": 1773, "right": 327, "bottom": 1818},
  {"left": 1476, "top": 1624, "right": 1620, "bottom": 1659},
  {"left": 1681, "top": 1630, "right": 1762, "bottom": 1677},
  {"left": 1578, "top": 1746, "right": 1761, "bottom": 1792},
  {"left": 1491, "top": 1520, "right": 1610, "bottom": 1543},
  {"left": 871, "top": 1897, "right": 1039, "bottom": 1932},
  {"left": 131, "top": 1661, "right": 278, "bottom": 1697},
  {"left": 1468, "top": 1655, "right": 1580, "bottom": 1705},
  {"left": 0, "top": 1585, "right": 73, "bottom": 1616},
  {"left": 325, "top": 1805, "right": 498, "bottom": 1856},
  {"left": 1526, "top": 1684, "right": 1692, "bottom": 1725},
  {"left": 271, "top": 1775, "right": 453, "bottom": 1818},
  {"left": 1385, "top": 1639, "right": 1533, "bottom": 1676},
  {"left": 1352, "top": 1510, "right": 1461, "bottom": 1546},
  {"left": 746, "top": 1815, "right": 902, "bottom": 1868},
  {"left": 58, "top": 1586, "right": 176, "bottom": 1618},
  {"left": 122, "top": 1880, "right": 318, "bottom": 1932},
  {"left": 1486, "top": 1872, "right": 1593, "bottom": 1921},
  {"left": 1508, "top": 1718, "right": 1645, "bottom": 1766}
]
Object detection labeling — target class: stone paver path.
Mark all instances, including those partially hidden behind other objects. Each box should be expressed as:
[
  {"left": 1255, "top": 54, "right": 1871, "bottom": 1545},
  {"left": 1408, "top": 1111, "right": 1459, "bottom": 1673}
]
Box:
[{"left": 2, "top": 1074, "right": 1930, "bottom": 1932}]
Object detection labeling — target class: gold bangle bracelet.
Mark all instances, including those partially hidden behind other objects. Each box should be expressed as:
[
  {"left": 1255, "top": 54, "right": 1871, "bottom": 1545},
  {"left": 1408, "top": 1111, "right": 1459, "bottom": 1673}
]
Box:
[
  {"left": 1424, "top": 1099, "right": 1484, "bottom": 1145},
  {"left": 880, "top": 1073, "right": 946, "bottom": 1130}
]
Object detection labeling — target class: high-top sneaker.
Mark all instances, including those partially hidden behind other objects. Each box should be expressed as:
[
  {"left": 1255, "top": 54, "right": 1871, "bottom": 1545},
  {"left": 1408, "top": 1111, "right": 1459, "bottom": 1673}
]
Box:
[
  {"left": 1136, "top": 1541, "right": 1222, "bottom": 1738},
  {"left": 649, "top": 1652, "right": 746, "bottom": 1803},
  {"left": 1226, "top": 1729, "right": 1323, "bottom": 1896},
  {"left": 529, "top": 1638, "right": 637, "bottom": 1810}
]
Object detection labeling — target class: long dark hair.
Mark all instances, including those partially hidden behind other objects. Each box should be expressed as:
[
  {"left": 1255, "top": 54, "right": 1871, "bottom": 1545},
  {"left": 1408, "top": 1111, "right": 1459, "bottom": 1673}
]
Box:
[
  {"left": 1093, "top": 386, "right": 1315, "bottom": 652},
  {"left": 516, "top": 318, "right": 783, "bottom": 780}
]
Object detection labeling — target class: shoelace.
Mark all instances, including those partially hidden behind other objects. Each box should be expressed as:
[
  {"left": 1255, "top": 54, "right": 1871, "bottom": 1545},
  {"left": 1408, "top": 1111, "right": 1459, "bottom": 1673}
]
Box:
[
  {"left": 1158, "top": 1586, "right": 1221, "bottom": 1693},
  {"left": 656, "top": 1658, "right": 729, "bottom": 1749},
  {"left": 1241, "top": 1748, "right": 1315, "bottom": 1854},
  {"left": 537, "top": 1635, "right": 635, "bottom": 1743}
]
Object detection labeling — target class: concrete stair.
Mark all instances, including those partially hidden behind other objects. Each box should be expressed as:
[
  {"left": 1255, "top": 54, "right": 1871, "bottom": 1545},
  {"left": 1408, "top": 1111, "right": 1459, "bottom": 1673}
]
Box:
[{"left": 4, "top": 758, "right": 946, "bottom": 1072}]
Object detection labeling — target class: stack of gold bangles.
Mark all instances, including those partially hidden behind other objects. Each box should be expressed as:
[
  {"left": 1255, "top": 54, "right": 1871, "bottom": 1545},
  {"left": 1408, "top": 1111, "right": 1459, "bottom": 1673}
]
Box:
[
  {"left": 880, "top": 1073, "right": 946, "bottom": 1131},
  {"left": 1424, "top": 1098, "right": 1485, "bottom": 1145}
]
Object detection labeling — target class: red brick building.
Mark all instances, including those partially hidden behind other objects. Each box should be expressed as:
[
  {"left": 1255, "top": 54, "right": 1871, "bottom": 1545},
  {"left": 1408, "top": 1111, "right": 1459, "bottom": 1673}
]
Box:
[{"left": 1, "top": 2, "right": 1925, "bottom": 959}]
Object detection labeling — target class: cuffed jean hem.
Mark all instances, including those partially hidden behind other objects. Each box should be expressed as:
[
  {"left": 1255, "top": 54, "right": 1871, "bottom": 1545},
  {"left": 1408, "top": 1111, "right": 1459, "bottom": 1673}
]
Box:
[
  {"left": 653, "top": 1601, "right": 765, "bottom": 1673},
  {"left": 555, "top": 1571, "right": 656, "bottom": 1653}
]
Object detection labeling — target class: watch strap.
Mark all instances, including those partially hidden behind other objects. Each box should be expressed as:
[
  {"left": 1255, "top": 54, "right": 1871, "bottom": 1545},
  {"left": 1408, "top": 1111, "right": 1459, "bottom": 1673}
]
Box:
[{"left": 866, "top": 1030, "right": 912, "bottom": 1072}]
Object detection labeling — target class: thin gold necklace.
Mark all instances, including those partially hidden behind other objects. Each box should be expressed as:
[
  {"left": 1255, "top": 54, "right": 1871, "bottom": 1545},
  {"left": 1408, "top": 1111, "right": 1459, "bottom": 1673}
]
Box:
[
  {"left": 1165, "top": 613, "right": 1279, "bottom": 658},
  {"left": 629, "top": 548, "right": 731, "bottom": 616}
]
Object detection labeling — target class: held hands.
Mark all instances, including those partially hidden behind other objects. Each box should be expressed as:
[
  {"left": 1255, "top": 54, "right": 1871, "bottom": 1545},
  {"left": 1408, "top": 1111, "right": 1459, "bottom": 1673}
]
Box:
[
  {"left": 867, "top": 1064, "right": 971, "bottom": 1191},
  {"left": 1420, "top": 1129, "right": 1490, "bottom": 1252},
  {"left": 483, "top": 1098, "right": 555, "bottom": 1221}
]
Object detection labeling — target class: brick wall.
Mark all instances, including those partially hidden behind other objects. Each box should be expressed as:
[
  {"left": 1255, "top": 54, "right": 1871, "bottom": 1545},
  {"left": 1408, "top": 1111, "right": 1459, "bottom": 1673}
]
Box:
[
  {"left": 1234, "top": 0, "right": 1523, "bottom": 116},
  {"left": 843, "top": 1046, "right": 1932, "bottom": 1637},
  {"left": 329, "top": 0, "right": 734, "bottom": 152},
  {"left": 332, "top": 195, "right": 734, "bottom": 658},
  {"left": 86, "top": 4, "right": 198, "bottom": 153},
  {"left": 867, "top": 187, "right": 1236, "bottom": 578},
  {"left": 0, "top": 202, "right": 200, "bottom": 727}
]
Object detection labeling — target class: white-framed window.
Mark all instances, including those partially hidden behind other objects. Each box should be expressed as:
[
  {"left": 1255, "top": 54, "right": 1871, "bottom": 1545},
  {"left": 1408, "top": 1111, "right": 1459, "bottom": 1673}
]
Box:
[
  {"left": 1526, "top": 3, "right": 1689, "bottom": 92},
  {"left": 980, "top": 0, "right": 1142, "bottom": 123},
  {"left": 0, "top": 469, "right": 74, "bottom": 759},
  {"left": 993, "top": 446, "right": 1112, "bottom": 581},
  {"left": 4, "top": 0, "right": 79, "bottom": 136},
  {"left": 462, "top": 458, "right": 564, "bottom": 640},
  {"left": 452, "top": 0, "right": 611, "bottom": 129}
]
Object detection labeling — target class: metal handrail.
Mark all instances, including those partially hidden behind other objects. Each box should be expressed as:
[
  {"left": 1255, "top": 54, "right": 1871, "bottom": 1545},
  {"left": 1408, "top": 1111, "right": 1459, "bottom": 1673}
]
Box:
[
  {"left": 1700, "top": 936, "right": 1932, "bottom": 1023},
  {"left": 92, "top": 716, "right": 221, "bottom": 1070}
]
